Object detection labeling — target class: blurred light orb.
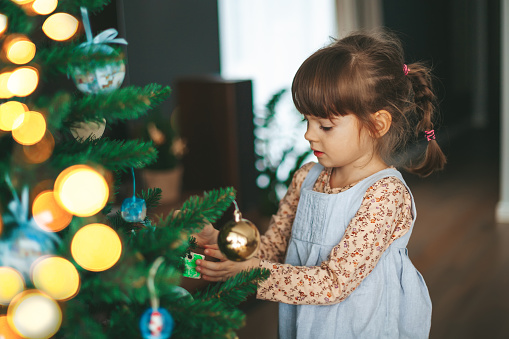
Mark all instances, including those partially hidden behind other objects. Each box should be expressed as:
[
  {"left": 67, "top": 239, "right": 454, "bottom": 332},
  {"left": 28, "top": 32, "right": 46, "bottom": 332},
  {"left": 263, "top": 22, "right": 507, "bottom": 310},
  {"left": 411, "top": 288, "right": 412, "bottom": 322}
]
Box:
[
  {"left": 23, "top": 130, "right": 55, "bottom": 164},
  {"left": 32, "top": 256, "right": 80, "bottom": 300},
  {"left": 0, "top": 72, "right": 13, "bottom": 99},
  {"left": 32, "top": 190, "right": 72, "bottom": 232},
  {"left": 0, "top": 14, "right": 8, "bottom": 36},
  {"left": 0, "top": 101, "right": 26, "bottom": 131},
  {"left": 32, "top": 0, "right": 58, "bottom": 15},
  {"left": 12, "top": 110, "right": 46, "bottom": 145},
  {"left": 5, "top": 36, "right": 36, "bottom": 64},
  {"left": 42, "top": 13, "right": 78, "bottom": 41},
  {"left": 7, "top": 290, "right": 62, "bottom": 339},
  {"left": 54, "top": 165, "right": 109, "bottom": 217},
  {"left": 0, "top": 315, "right": 21, "bottom": 339},
  {"left": 7, "top": 66, "right": 38, "bottom": 97},
  {"left": 10, "top": 0, "right": 35, "bottom": 4},
  {"left": 0, "top": 267, "right": 25, "bottom": 305},
  {"left": 71, "top": 223, "right": 122, "bottom": 272}
]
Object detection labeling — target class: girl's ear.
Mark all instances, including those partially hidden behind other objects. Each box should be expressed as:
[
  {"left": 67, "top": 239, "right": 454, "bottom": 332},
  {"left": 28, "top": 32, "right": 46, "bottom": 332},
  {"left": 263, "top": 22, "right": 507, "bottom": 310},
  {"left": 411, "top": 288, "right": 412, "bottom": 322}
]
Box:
[{"left": 372, "top": 110, "right": 392, "bottom": 138}]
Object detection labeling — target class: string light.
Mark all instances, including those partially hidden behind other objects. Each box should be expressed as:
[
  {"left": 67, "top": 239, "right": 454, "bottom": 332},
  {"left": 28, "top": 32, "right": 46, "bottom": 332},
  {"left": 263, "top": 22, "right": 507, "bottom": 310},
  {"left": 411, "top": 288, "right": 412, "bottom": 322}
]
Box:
[
  {"left": 32, "top": 256, "right": 80, "bottom": 301},
  {"left": 22, "top": 130, "right": 55, "bottom": 164},
  {"left": 7, "top": 66, "right": 38, "bottom": 97},
  {"left": 42, "top": 13, "right": 78, "bottom": 41},
  {"left": 0, "top": 14, "right": 7, "bottom": 36},
  {"left": 71, "top": 223, "right": 122, "bottom": 272},
  {"left": 0, "top": 267, "right": 25, "bottom": 305},
  {"left": 4, "top": 35, "right": 36, "bottom": 64},
  {"left": 32, "top": 0, "right": 57, "bottom": 15},
  {"left": 7, "top": 290, "right": 62, "bottom": 339},
  {"left": 54, "top": 165, "right": 109, "bottom": 217},
  {"left": 0, "top": 72, "right": 13, "bottom": 99},
  {"left": 32, "top": 190, "right": 72, "bottom": 232},
  {"left": 11, "top": 110, "right": 46, "bottom": 145},
  {"left": 0, "top": 101, "right": 26, "bottom": 131}
]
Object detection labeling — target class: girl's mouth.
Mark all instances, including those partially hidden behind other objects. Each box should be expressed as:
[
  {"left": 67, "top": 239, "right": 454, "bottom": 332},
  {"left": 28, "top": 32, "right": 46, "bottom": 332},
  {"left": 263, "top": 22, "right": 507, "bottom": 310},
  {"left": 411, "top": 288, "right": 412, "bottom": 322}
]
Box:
[{"left": 313, "top": 151, "right": 324, "bottom": 157}]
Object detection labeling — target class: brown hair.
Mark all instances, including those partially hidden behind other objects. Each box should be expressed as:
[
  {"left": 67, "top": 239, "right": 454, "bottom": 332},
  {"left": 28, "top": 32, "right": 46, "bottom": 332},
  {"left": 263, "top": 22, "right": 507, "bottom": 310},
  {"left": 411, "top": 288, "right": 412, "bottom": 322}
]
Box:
[{"left": 291, "top": 30, "right": 446, "bottom": 176}]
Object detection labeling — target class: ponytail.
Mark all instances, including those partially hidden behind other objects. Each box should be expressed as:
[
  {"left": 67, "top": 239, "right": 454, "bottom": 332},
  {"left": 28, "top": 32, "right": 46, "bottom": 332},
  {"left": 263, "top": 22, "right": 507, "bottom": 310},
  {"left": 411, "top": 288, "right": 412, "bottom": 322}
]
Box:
[{"left": 405, "top": 63, "right": 447, "bottom": 177}]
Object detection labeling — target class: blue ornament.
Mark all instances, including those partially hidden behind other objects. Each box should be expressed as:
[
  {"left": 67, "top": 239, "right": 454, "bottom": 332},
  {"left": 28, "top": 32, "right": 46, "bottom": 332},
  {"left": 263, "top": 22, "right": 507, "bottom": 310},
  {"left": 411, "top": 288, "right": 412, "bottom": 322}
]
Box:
[
  {"left": 121, "top": 196, "right": 147, "bottom": 222},
  {"left": 121, "top": 167, "right": 147, "bottom": 222},
  {"left": 139, "top": 308, "right": 174, "bottom": 339}
]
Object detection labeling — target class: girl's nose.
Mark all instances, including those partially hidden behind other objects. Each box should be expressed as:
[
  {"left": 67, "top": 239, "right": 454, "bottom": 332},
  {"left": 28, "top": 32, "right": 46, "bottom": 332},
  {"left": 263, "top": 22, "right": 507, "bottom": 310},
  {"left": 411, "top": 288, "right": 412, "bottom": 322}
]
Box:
[{"left": 304, "top": 126, "right": 316, "bottom": 142}]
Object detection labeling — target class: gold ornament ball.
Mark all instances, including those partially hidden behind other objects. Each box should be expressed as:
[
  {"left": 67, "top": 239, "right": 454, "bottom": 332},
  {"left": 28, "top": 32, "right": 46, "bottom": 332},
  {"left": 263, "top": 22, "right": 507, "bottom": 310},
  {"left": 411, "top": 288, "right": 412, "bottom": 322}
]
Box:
[{"left": 218, "top": 217, "right": 260, "bottom": 261}]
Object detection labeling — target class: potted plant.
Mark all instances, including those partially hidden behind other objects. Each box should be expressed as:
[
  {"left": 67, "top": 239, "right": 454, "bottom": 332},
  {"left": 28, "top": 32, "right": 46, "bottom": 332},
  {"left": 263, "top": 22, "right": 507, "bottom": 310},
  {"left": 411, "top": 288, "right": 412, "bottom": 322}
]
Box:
[{"left": 141, "top": 109, "right": 186, "bottom": 205}]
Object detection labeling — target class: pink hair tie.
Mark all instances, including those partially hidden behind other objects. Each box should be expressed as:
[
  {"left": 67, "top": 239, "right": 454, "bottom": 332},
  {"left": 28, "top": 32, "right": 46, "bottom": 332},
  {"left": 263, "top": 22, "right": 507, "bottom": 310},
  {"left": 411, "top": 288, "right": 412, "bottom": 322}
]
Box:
[
  {"left": 403, "top": 64, "right": 410, "bottom": 75},
  {"left": 424, "top": 130, "right": 435, "bottom": 142}
]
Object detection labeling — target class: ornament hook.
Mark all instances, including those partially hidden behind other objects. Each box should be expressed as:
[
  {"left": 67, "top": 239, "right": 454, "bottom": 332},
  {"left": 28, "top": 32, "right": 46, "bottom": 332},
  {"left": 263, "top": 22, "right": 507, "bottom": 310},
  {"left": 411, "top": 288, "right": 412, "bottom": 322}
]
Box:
[
  {"left": 232, "top": 200, "right": 242, "bottom": 222},
  {"left": 147, "top": 256, "right": 164, "bottom": 310}
]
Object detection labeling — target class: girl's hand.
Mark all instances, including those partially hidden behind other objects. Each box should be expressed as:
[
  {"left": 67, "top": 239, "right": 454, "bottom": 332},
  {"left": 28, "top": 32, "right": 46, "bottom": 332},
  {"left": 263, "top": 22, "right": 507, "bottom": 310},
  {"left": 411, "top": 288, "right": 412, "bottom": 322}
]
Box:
[
  {"left": 196, "top": 244, "right": 261, "bottom": 282},
  {"left": 191, "top": 222, "right": 219, "bottom": 248}
]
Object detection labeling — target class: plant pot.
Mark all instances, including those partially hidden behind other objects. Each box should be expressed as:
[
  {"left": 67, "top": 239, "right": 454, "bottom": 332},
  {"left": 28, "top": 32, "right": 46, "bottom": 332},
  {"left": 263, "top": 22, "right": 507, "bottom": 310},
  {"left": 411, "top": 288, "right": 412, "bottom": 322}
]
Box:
[{"left": 142, "top": 165, "right": 183, "bottom": 205}]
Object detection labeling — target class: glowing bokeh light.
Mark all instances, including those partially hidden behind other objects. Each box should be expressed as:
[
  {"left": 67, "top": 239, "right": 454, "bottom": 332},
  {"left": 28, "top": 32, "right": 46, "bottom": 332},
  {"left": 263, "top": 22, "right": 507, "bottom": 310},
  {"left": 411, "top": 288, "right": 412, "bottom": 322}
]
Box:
[
  {"left": 7, "top": 290, "right": 62, "bottom": 339},
  {"left": 11, "top": 110, "right": 46, "bottom": 145},
  {"left": 32, "top": 190, "right": 72, "bottom": 232},
  {"left": 0, "top": 315, "right": 22, "bottom": 339},
  {"left": 0, "top": 214, "right": 3, "bottom": 236},
  {"left": 54, "top": 165, "right": 109, "bottom": 217},
  {"left": 0, "top": 72, "right": 13, "bottom": 99},
  {"left": 0, "top": 101, "right": 26, "bottom": 131},
  {"left": 23, "top": 130, "right": 55, "bottom": 164},
  {"left": 32, "top": 256, "right": 80, "bottom": 300},
  {"left": 42, "top": 13, "right": 78, "bottom": 41},
  {"left": 0, "top": 14, "right": 7, "bottom": 36},
  {"left": 0, "top": 267, "right": 25, "bottom": 305},
  {"left": 11, "top": 0, "right": 34, "bottom": 4},
  {"left": 32, "top": 0, "right": 57, "bottom": 15},
  {"left": 71, "top": 223, "right": 122, "bottom": 272},
  {"left": 7, "top": 66, "right": 38, "bottom": 97},
  {"left": 5, "top": 36, "right": 36, "bottom": 64}
]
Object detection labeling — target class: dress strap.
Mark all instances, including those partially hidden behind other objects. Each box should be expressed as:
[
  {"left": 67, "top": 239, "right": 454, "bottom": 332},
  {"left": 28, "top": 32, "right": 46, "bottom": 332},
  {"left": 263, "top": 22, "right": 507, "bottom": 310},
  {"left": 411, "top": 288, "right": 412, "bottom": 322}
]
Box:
[{"left": 301, "top": 163, "right": 324, "bottom": 191}]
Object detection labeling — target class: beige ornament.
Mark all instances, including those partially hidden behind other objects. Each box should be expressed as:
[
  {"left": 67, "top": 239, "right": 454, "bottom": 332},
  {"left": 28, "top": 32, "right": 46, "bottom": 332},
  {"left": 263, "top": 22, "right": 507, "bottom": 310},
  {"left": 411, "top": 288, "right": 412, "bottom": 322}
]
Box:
[{"left": 70, "top": 118, "right": 106, "bottom": 142}]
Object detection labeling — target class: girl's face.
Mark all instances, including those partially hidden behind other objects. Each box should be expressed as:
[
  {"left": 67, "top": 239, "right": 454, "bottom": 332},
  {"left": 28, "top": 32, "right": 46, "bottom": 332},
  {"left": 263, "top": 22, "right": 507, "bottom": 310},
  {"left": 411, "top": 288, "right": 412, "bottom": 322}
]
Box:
[{"left": 304, "top": 114, "right": 377, "bottom": 171}]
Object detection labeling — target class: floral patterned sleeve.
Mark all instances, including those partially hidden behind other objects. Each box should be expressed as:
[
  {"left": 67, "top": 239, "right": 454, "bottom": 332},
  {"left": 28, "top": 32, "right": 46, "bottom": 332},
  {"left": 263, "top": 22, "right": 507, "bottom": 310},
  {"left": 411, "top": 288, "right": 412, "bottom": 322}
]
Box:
[
  {"left": 256, "top": 176, "right": 413, "bottom": 305},
  {"left": 256, "top": 162, "right": 316, "bottom": 263}
]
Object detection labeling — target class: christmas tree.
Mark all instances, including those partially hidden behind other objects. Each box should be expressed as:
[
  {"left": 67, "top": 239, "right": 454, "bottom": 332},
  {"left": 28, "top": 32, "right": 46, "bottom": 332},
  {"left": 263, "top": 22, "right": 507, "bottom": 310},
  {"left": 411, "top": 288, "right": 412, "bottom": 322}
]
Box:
[{"left": 0, "top": 1, "right": 268, "bottom": 338}]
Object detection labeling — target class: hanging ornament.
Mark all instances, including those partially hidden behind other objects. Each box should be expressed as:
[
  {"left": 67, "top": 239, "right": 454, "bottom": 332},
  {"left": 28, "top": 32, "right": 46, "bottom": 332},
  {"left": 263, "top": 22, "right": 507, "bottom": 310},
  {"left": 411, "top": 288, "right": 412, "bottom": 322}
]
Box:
[
  {"left": 0, "top": 175, "right": 60, "bottom": 280},
  {"left": 140, "top": 257, "right": 175, "bottom": 339},
  {"left": 218, "top": 200, "right": 260, "bottom": 261},
  {"left": 121, "top": 168, "right": 147, "bottom": 222},
  {"left": 182, "top": 252, "right": 204, "bottom": 279},
  {"left": 70, "top": 118, "right": 106, "bottom": 142},
  {"left": 69, "top": 7, "right": 126, "bottom": 94}
]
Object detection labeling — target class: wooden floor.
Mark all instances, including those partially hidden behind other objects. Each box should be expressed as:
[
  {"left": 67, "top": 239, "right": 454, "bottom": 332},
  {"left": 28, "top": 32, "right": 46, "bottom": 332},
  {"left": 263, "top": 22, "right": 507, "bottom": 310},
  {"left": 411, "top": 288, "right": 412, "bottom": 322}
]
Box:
[{"left": 237, "top": 130, "right": 509, "bottom": 338}]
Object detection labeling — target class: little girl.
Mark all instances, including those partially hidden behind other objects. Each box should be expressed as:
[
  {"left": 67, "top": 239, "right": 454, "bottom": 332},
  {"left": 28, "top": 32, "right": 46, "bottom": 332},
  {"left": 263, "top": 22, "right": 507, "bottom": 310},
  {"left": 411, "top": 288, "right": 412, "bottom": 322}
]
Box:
[{"left": 195, "top": 30, "right": 446, "bottom": 338}]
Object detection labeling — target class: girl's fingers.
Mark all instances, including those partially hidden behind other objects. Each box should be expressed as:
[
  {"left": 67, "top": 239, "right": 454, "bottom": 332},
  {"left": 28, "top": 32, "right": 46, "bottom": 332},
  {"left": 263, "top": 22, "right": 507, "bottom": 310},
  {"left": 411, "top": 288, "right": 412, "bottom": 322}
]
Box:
[{"left": 204, "top": 247, "right": 226, "bottom": 261}]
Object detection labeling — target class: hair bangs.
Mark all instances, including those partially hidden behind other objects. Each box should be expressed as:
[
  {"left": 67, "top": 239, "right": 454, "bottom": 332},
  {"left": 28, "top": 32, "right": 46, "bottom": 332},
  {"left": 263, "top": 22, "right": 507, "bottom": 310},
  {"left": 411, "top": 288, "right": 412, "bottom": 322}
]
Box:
[{"left": 292, "top": 47, "right": 371, "bottom": 119}]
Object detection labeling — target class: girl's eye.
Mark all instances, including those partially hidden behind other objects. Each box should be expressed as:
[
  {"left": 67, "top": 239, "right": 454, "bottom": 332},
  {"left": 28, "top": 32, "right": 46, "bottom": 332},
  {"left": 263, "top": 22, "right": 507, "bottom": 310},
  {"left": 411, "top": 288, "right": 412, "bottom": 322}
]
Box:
[{"left": 320, "top": 126, "right": 332, "bottom": 131}]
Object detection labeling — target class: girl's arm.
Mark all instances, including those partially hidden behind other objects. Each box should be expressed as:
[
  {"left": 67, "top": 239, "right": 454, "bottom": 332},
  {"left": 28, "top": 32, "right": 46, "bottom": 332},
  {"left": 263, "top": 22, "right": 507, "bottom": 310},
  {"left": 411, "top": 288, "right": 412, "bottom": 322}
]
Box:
[{"left": 256, "top": 176, "right": 413, "bottom": 305}]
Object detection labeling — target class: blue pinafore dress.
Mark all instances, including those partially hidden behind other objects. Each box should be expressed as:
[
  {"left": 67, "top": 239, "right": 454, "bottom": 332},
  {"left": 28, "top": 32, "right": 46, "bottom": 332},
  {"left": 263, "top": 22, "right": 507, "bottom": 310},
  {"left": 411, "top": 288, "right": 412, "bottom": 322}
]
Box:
[{"left": 279, "top": 164, "right": 431, "bottom": 339}]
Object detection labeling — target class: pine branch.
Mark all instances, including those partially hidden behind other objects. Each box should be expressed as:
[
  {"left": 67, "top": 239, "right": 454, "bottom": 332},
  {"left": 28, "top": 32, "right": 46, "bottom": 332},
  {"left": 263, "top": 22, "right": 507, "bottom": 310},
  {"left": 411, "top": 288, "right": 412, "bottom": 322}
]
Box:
[
  {"left": 168, "top": 298, "right": 245, "bottom": 339},
  {"left": 35, "top": 42, "right": 125, "bottom": 78},
  {"left": 34, "top": 92, "right": 73, "bottom": 131},
  {"left": 195, "top": 268, "right": 270, "bottom": 308},
  {"left": 67, "top": 84, "right": 172, "bottom": 124},
  {"left": 51, "top": 138, "right": 158, "bottom": 172},
  {"left": 179, "top": 187, "right": 237, "bottom": 228},
  {"left": 138, "top": 187, "right": 162, "bottom": 209}
]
